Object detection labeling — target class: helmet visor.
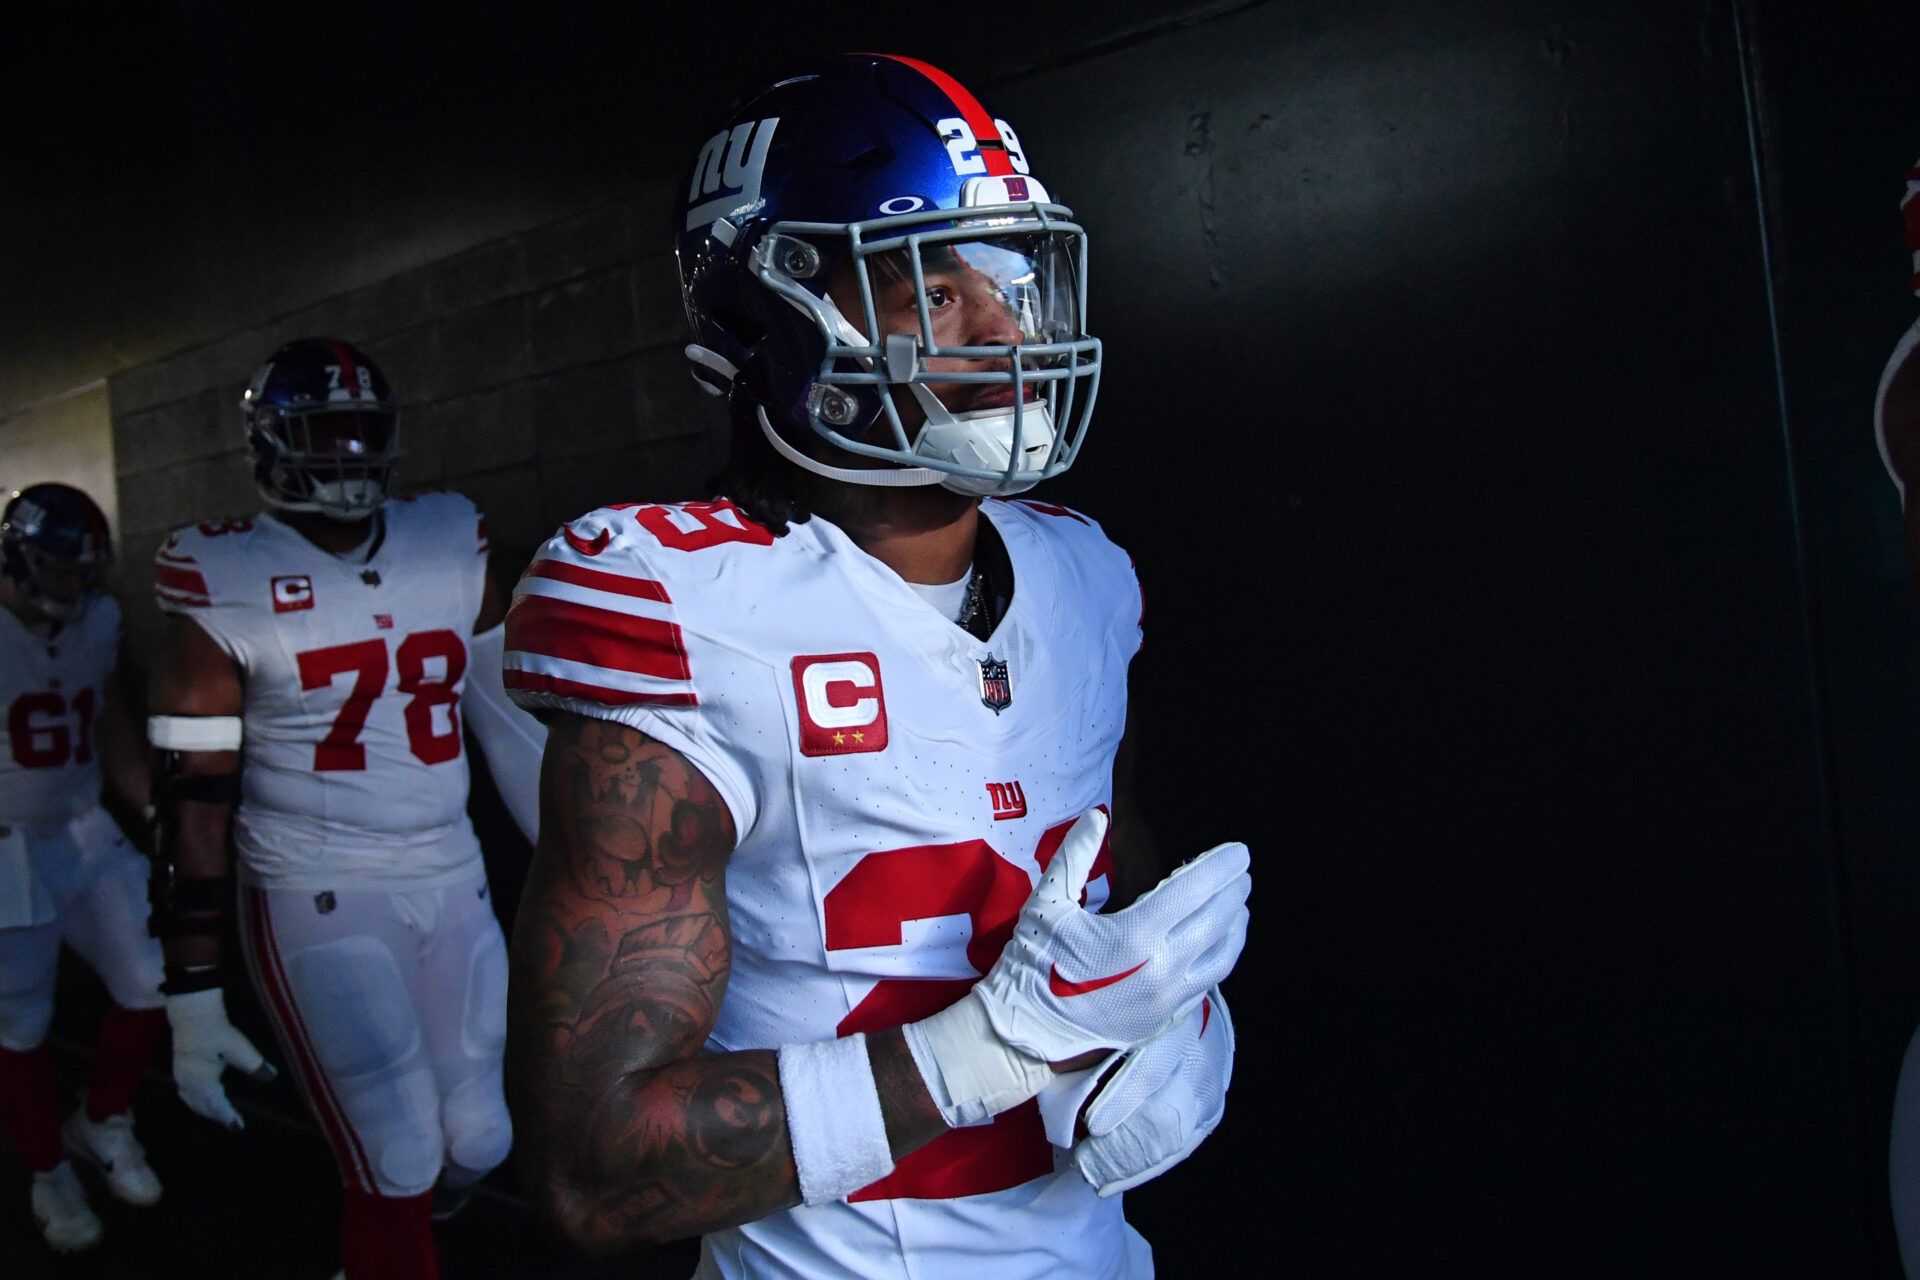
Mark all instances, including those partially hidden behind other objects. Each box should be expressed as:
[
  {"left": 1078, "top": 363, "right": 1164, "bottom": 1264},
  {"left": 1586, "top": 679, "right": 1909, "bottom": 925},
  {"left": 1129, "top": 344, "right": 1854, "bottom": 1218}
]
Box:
[
  {"left": 17, "top": 540, "right": 104, "bottom": 604},
  {"left": 283, "top": 408, "right": 399, "bottom": 461},
  {"left": 852, "top": 233, "right": 1080, "bottom": 359}
]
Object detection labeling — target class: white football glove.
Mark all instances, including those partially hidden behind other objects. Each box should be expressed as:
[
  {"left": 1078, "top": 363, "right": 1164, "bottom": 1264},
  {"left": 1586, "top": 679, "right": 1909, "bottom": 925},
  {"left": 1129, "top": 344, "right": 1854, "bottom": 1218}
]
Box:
[
  {"left": 974, "top": 808, "right": 1249, "bottom": 1063},
  {"left": 166, "top": 989, "right": 276, "bottom": 1130},
  {"left": 1038, "top": 985, "right": 1234, "bottom": 1196},
  {"left": 906, "top": 809, "right": 1249, "bottom": 1130}
]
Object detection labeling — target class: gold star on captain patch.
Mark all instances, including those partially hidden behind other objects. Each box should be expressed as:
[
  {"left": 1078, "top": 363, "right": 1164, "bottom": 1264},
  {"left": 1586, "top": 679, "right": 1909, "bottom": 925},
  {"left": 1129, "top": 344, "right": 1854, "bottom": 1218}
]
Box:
[
  {"left": 851, "top": 730, "right": 865, "bottom": 743},
  {"left": 833, "top": 732, "right": 846, "bottom": 745}
]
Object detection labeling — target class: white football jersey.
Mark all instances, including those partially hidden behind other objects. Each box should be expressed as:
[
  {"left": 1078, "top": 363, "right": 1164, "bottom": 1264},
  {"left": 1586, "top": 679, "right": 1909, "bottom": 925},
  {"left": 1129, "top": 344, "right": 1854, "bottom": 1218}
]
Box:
[
  {"left": 506, "top": 496, "right": 1151, "bottom": 1280},
  {"left": 0, "top": 592, "right": 119, "bottom": 825},
  {"left": 155, "top": 494, "right": 490, "bottom": 889}
]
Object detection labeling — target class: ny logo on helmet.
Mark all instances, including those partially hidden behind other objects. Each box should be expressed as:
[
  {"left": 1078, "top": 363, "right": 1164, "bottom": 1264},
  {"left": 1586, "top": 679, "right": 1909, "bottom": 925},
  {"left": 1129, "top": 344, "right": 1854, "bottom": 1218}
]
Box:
[{"left": 686, "top": 117, "right": 780, "bottom": 232}]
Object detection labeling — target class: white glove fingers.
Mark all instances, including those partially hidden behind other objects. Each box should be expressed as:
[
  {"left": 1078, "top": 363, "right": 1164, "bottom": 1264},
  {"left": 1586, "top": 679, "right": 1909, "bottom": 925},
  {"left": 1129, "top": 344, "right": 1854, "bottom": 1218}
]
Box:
[
  {"left": 1113, "top": 842, "right": 1250, "bottom": 931},
  {"left": 184, "top": 1083, "right": 245, "bottom": 1130},
  {"left": 219, "top": 1030, "right": 270, "bottom": 1077},
  {"left": 1173, "top": 903, "right": 1250, "bottom": 991},
  {"left": 1166, "top": 840, "right": 1250, "bottom": 885},
  {"left": 1160, "top": 875, "right": 1248, "bottom": 962},
  {"left": 1071, "top": 992, "right": 1234, "bottom": 1194},
  {"left": 1037, "top": 808, "right": 1109, "bottom": 905}
]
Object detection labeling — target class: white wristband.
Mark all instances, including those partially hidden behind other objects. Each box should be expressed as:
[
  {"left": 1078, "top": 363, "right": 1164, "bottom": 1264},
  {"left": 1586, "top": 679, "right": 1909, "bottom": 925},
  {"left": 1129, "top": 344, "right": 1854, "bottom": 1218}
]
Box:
[
  {"left": 777, "top": 1033, "right": 894, "bottom": 1205},
  {"left": 148, "top": 715, "right": 243, "bottom": 751},
  {"left": 903, "top": 992, "right": 1052, "bottom": 1130}
]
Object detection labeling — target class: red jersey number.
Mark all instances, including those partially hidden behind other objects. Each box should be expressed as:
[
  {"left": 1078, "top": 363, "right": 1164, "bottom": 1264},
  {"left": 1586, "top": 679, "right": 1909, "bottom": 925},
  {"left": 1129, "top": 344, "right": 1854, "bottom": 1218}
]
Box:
[
  {"left": 7, "top": 689, "right": 96, "bottom": 769},
  {"left": 296, "top": 630, "right": 467, "bottom": 771},
  {"left": 633, "top": 500, "right": 774, "bottom": 552},
  {"left": 820, "top": 815, "right": 1112, "bottom": 1201}
]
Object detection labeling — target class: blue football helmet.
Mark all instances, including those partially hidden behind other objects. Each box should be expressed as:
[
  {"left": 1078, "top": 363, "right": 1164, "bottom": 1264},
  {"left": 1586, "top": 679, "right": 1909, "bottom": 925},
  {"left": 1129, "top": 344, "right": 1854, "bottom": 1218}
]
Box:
[
  {"left": 242, "top": 338, "right": 401, "bottom": 521},
  {"left": 676, "top": 54, "right": 1100, "bottom": 496},
  {"left": 1, "top": 483, "right": 112, "bottom": 620}
]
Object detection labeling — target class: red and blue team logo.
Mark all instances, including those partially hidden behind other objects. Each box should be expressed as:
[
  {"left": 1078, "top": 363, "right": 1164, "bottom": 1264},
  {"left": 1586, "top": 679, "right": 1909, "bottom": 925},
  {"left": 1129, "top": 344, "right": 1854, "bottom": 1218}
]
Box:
[{"left": 977, "top": 653, "right": 1012, "bottom": 714}]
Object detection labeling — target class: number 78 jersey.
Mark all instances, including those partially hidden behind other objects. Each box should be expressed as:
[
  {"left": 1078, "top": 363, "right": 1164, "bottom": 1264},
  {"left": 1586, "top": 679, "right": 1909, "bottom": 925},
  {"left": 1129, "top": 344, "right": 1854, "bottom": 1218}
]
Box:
[
  {"left": 154, "top": 494, "right": 490, "bottom": 890},
  {"left": 505, "top": 497, "right": 1152, "bottom": 1279}
]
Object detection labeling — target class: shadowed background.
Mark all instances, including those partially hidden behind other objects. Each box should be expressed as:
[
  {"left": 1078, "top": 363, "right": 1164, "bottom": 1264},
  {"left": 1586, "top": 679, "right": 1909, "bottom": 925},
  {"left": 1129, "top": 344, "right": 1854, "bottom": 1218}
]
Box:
[{"left": 3, "top": 1, "right": 1919, "bottom": 1275}]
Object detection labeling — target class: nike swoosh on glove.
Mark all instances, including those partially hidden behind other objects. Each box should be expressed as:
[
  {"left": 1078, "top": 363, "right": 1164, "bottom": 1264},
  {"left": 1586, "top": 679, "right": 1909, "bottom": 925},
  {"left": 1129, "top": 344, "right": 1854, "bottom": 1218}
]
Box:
[
  {"left": 166, "top": 989, "right": 277, "bottom": 1130},
  {"left": 974, "top": 808, "right": 1250, "bottom": 1064},
  {"left": 1060, "top": 985, "right": 1234, "bottom": 1196}
]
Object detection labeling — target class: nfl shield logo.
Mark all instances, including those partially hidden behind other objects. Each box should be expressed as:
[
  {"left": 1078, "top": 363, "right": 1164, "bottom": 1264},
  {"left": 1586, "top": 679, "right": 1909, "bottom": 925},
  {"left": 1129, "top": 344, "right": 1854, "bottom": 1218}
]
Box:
[{"left": 978, "top": 653, "right": 1012, "bottom": 715}]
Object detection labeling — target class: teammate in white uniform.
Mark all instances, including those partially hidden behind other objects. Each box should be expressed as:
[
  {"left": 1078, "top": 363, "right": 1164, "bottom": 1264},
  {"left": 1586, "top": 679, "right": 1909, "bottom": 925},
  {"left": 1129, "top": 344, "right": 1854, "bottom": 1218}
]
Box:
[
  {"left": 0, "top": 484, "right": 168, "bottom": 1252},
  {"left": 145, "top": 338, "right": 544, "bottom": 1280},
  {"left": 504, "top": 55, "right": 1249, "bottom": 1277}
]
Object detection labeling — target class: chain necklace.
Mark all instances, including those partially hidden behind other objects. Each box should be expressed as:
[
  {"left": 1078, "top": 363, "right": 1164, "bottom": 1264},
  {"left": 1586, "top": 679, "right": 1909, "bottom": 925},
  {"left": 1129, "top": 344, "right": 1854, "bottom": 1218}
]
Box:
[{"left": 955, "top": 562, "right": 993, "bottom": 640}]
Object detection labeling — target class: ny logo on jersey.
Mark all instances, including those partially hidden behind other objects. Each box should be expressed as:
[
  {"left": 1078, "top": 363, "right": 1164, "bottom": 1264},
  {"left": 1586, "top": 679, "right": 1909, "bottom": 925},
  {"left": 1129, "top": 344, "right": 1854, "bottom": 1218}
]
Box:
[
  {"left": 272, "top": 575, "right": 314, "bottom": 613},
  {"left": 986, "top": 781, "right": 1027, "bottom": 821},
  {"left": 791, "top": 652, "right": 889, "bottom": 757}
]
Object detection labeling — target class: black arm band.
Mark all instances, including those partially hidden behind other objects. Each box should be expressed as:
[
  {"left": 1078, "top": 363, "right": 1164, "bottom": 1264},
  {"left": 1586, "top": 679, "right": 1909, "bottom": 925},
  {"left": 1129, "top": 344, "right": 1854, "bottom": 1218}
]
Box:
[
  {"left": 160, "top": 963, "right": 223, "bottom": 996},
  {"left": 149, "top": 874, "right": 236, "bottom": 938},
  {"left": 166, "top": 773, "right": 241, "bottom": 805},
  {"left": 149, "top": 747, "right": 242, "bottom": 939}
]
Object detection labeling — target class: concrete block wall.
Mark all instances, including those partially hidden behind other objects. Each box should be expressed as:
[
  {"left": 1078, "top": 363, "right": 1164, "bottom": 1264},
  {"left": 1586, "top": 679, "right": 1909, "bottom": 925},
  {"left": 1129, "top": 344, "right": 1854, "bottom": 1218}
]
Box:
[{"left": 105, "top": 182, "right": 725, "bottom": 657}]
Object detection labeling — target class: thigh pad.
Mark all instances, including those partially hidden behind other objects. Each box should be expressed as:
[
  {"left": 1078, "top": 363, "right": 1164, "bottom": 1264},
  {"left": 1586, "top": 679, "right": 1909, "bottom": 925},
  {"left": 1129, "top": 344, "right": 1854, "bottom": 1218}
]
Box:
[{"left": 285, "top": 936, "right": 421, "bottom": 1080}]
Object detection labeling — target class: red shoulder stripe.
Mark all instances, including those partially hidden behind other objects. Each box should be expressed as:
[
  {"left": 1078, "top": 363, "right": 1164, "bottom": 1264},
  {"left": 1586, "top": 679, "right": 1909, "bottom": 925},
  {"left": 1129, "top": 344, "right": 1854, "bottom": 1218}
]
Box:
[
  {"left": 506, "top": 594, "right": 691, "bottom": 681},
  {"left": 155, "top": 564, "right": 212, "bottom": 599},
  {"left": 526, "top": 559, "right": 672, "bottom": 602},
  {"left": 1012, "top": 498, "right": 1089, "bottom": 525},
  {"left": 504, "top": 669, "right": 698, "bottom": 708}
]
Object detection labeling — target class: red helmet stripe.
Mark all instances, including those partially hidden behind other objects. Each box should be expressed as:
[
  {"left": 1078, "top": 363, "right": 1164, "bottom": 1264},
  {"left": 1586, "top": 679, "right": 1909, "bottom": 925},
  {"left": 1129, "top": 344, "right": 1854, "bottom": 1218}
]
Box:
[
  {"left": 877, "top": 54, "right": 1015, "bottom": 177},
  {"left": 1904, "top": 157, "right": 1920, "bottom": 295},
  {"left": 323, "top": 339, "right": 365, "bottom": 402}
]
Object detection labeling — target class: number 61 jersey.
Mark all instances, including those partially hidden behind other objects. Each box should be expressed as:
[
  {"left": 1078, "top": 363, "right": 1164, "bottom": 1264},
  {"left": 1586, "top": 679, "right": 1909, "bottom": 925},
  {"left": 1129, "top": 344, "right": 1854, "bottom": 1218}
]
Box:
[
  {"left": 154, "top": 494, "right": 490, "bottom": 890},
  {"left": 505, "top": 497, "right": 1152, "bottom": 1280},
  {"left": 0, "top": 593, "right": 118, "bottom": 827}
]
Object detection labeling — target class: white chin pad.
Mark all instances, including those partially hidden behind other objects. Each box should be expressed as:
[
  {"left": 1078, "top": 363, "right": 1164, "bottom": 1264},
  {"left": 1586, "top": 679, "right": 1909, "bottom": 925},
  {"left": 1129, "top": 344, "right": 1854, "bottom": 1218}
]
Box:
[
  {"left": 312, "top": 478, "right": 386, "bottom": 520},
  {"left": 913, "top": 400, "right": 1057, "bottom": 497}
]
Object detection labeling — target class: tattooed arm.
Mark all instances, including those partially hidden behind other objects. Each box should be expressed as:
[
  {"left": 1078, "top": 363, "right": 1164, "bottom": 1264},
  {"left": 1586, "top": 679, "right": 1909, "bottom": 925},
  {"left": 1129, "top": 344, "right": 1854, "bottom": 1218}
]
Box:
[{"left": 508, "top": 711, "right": 948, "bottom": 1252}]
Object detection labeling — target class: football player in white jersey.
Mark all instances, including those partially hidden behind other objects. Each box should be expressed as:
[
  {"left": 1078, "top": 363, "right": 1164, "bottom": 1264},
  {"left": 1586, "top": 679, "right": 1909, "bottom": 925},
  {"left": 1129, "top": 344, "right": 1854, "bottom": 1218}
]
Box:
[
  {"left": 503, "top": 56, "right": 1250, "bottom": 1278},
  {"left": 145, "top": 338, "right": 546, "bottom": 1279},
  {"left": 0, "top": 484, "right": 168, "bottom": 1252}
]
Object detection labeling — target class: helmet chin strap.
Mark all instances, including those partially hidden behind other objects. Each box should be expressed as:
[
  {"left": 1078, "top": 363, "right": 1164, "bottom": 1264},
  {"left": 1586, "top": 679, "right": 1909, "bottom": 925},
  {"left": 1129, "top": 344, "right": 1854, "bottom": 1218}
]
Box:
[{"left": 756, "top": 407, "right": 948, "bottom": 488}]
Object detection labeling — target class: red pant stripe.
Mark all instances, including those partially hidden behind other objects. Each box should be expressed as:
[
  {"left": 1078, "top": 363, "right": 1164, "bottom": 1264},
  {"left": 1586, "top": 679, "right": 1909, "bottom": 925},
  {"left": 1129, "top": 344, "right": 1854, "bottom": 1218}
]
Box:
[{"left": 245, "top": 887, "right": 376, "bottom": 1192}]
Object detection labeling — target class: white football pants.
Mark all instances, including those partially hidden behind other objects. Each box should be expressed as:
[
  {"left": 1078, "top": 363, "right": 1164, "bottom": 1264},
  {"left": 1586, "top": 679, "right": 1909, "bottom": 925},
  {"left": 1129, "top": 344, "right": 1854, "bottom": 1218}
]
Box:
[
  {"left": 238, "top": 870, "right": 512, "bottom": 1197},
  {"left": 0, "top": 812, "right": 163, "bottom": 1051}
]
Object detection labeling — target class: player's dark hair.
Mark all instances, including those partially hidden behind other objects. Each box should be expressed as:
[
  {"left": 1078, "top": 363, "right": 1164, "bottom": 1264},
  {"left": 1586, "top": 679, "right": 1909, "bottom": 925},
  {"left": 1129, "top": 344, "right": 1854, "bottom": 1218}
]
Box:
[{"left": 708, "top": 389, "right": 814, "bottom": 537}]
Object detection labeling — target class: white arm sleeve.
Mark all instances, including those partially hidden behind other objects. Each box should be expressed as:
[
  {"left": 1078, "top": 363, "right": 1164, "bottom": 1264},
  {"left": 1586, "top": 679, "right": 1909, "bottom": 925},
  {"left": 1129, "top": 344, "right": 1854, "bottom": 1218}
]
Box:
[{"left": 466, "top": 623, "right": 547, "bottom": 844}]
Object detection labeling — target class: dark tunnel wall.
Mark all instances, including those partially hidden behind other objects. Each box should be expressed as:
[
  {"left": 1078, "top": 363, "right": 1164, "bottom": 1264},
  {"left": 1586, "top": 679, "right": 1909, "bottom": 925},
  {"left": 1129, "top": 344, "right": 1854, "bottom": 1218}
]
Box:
[
  {"left": 1027, "top": 1, "right": 1856, "bottom": 1270},
  {"left": 1747, "top": 1, "right": 1920, "bottom": 1273},
  {"left": 22, "top": 0, "right": 1920, "bottom": 1274}
]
